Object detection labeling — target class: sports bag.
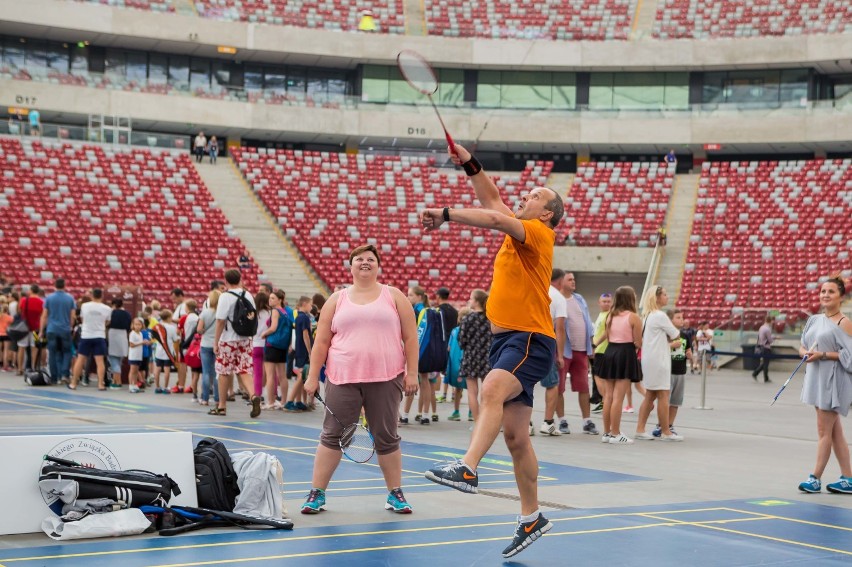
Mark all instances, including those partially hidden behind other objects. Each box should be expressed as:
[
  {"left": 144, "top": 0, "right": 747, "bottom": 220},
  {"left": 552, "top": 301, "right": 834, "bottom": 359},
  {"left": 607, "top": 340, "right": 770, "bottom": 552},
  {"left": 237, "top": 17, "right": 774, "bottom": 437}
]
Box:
[
  {"left": 194, "top": 438, "right": 240, "bottom": 512},
  {"left": 184, "top": 334, "right": 202, "bottom": 369},
  {"left": 7, "top": 315, "right": 29, "bottom": 342},
  {"left": 39, "top": 455, "right": 181, "bottom": 510},
  {"left": 25, "top": 344, "right": 52, "bottom": 386},
  {"left": 227, "top": 290, "right": 258, "bottom": 337},
  {"left": 417, "top": 307, "right": 449, "bottom": 373},
  {"left": 265, "top": 308, "right": 292, "bottom": 350}
]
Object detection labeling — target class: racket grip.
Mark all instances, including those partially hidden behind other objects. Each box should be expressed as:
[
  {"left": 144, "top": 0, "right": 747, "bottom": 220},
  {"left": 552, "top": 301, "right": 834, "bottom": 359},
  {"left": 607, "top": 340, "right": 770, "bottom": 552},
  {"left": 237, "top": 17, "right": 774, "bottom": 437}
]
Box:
[{"left": 445, "top": 131, "right": 457, "bottom": 156}]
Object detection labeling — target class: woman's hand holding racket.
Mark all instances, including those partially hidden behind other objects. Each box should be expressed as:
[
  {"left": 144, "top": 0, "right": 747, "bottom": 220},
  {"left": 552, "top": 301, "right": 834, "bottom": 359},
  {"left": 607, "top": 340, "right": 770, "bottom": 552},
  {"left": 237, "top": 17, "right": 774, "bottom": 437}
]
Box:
[{"left": 304, "top": 374, "right": 320, "bottom": 399}]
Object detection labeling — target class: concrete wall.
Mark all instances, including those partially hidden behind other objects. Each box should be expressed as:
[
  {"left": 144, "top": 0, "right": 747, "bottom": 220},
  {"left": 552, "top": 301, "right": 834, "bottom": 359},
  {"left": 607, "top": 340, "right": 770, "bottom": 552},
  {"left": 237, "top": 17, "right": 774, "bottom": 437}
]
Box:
[
  {"left": 554, "top": 247, "right": 654, "bottom": 275},
  {"left": 3, "top": 0, "right": 851, "bottom": 70},
  {"left": 4, "top": 78, "right": 850, "bottom": 146}
]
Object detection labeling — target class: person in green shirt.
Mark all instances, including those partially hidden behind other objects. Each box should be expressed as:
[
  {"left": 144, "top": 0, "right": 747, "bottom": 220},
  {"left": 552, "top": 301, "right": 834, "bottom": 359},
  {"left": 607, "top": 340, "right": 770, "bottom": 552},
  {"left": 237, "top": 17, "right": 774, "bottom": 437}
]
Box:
[{"left": 590, "top": 293, "right": 612, "bottom": 429}]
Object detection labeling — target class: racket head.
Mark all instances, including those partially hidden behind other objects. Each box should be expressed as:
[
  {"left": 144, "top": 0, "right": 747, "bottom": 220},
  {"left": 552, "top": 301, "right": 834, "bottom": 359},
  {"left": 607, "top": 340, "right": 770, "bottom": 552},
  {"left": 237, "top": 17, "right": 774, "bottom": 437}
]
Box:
[
  {"left": 397, "top": 50, "right": 438, "bottom": 95},
  {"left": 339, "top": 423, "right": 375, "bottom": 463}
]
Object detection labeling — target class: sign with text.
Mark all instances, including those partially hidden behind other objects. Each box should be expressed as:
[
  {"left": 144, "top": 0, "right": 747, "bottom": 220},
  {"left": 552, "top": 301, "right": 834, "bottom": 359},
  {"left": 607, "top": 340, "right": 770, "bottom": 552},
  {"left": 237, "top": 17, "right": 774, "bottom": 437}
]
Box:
[{"left": 0, "top": 431, "right": 196, "bottom": 535}]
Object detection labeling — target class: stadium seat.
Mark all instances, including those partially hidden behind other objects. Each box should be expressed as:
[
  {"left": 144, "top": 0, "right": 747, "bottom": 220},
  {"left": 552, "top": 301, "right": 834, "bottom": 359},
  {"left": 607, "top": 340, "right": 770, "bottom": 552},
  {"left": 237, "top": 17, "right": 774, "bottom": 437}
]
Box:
[{"left": 70, "top": 0, "right": 174, "bottom": 13}]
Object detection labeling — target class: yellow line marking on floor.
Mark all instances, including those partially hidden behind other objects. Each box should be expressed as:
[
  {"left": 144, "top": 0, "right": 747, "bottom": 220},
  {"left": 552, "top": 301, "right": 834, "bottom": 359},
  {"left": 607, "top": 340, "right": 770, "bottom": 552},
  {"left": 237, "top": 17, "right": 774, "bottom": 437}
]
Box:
[
  {"left": 6, "top": 390, "right": 138, "bottom": 413},
  {"left": 0, "top": 507, "right": 743, "bottom": 563},
  {"left": 720, "top": 507, "right": 852, "bottom": 532},
  {"left": 0, "top": 398, "right": 75, "bottom": 414},
  {"left": 641, "top": 512, "right": 852, "bottom": 557}
]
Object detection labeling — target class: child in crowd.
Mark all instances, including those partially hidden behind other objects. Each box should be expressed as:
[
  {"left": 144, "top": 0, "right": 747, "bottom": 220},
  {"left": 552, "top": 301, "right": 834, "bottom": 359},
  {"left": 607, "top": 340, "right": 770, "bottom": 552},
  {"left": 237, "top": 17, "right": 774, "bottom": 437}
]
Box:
[
  {"left": 0, "top": 301, "right": 12, "bottom": 371},
  {"left": 654, "top": 309, "right": 692, "bottom": 438},
  {"left": 128, "top": 318, "right": 146, "bottom": 393},
  {"left": 140, "top": 317, "right": 153, "bottom": 386},
  {"left": 285, "top": 296, "right": 313, "bottom": 412},
  {"left": 153, "top": 309, "right": 178, "bottom": 394},
  {"left": 446, "top": 308, "right": 469, "bottom": 421}
]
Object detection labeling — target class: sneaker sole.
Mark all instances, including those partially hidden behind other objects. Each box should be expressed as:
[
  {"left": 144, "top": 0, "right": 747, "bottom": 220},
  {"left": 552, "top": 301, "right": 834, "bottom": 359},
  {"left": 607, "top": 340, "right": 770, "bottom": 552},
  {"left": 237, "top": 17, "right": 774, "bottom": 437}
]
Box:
[
  {"left": 826, "top": 486, "right": 852, "bottom": 494},
  {"left": 300, "top": 505, "right": 326, "bottom": 514},
  {"left": 798, "top": 486, "right": 821, "bottom": 494},
  {"left": 250, "top": 396, "right": 262, "bottom": 418},
  {"left": 583, "top": 431, "right": 598, "bottom": 435},
  {"left": 385, "top": 503, "right": 413, "bottom": 513},
  {"left": 424, "top": 471, "right": 478, "bottom": 494},
  {"left": 502, "top": 520, "right": 553, "bottom": 558}
]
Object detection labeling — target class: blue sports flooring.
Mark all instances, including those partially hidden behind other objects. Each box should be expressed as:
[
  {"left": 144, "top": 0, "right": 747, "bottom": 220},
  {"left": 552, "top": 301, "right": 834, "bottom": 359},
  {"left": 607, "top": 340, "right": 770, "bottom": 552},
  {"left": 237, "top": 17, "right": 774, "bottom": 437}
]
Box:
[
  {"left": 0, "top": 499, "right": 850, "bottom": 566},
  {"left": 0, "top": 389, "right": 191, "bottom": 415}
]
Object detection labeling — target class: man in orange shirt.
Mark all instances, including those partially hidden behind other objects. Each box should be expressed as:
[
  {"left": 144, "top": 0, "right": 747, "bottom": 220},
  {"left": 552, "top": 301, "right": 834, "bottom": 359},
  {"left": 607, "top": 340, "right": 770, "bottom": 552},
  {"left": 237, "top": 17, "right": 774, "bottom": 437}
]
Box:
[{"left": 421, "top": 144, "right": 563, "bottom": 558}]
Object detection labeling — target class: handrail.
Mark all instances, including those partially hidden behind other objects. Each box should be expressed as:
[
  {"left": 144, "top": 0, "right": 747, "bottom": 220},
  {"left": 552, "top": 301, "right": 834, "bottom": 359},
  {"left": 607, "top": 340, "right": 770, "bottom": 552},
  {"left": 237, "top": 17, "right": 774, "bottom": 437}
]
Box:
[{"left": 641, "top": 242, "right": 663, "bottom": 303}]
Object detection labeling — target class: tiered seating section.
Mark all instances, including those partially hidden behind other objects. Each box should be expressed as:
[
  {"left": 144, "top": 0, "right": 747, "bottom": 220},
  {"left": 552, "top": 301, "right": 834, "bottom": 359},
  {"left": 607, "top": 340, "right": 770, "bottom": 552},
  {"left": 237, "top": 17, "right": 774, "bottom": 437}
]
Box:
[
  {"left": 0, "top": 138, "right": 258, "bottom": 302},
  {"left": 72, "top": 0, "right": 174, "bottom": 12},
  {"left": 559, "top": 162, "right": 674, "bottom": 247},
  {"left": 232, "top": 148, "right": 551, "bottom": 294},
  {"left": 678, "top": 159, "right": 852, "bottom": 329},
  {"left": 425, "top": 0, "right": 635, "bottom": 40},
  {"left": 654, "top": 0, "right": 851, "bottom": 39},
  {"left": 194, "top": 0, "right": 405, "bottom": 33}
]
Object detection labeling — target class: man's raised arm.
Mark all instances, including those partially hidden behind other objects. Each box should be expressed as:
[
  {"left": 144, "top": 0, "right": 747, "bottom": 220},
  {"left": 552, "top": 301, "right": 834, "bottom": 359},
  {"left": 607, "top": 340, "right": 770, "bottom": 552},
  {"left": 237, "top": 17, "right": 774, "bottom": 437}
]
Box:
[{"left": 450, "top": 144, "right": 512, "bottom": 217}]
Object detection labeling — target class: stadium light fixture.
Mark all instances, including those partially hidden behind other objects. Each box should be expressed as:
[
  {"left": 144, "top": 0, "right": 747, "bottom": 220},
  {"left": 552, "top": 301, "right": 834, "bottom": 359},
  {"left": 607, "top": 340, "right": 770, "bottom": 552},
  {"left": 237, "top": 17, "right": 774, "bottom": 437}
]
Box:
[{"left": 217, "top": 46, "right": 237, "bottom": 55}]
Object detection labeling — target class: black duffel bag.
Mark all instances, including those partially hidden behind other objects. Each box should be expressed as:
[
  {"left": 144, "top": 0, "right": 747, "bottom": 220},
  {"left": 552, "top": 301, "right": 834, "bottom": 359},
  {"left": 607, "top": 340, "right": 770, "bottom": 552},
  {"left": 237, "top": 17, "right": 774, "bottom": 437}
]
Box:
[{"left": 39, "top": 455, "right": 181, "bottom": 509}]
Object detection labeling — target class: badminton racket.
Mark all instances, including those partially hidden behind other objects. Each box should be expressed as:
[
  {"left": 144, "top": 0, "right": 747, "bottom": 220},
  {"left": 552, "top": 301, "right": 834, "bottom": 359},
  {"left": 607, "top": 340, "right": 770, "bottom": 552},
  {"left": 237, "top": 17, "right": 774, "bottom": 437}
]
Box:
[
  {"left": 770, "top": 354, "right": 808, "bottom": 406},
  {"left": 396, "top": 49, "right": 457, "bottom": 155},
  {"left": 315, "top": 393, "right": 375, "bottom": 463}
]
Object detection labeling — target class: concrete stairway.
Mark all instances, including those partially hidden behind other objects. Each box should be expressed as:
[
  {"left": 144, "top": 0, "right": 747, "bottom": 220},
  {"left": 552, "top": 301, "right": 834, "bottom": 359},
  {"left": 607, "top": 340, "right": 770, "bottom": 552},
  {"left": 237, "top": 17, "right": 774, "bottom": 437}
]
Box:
[
  {"left": 547, "top": 173, "right": 575, "bottom": 198},
  {"left": 403, "top": 0, "right": 426, "bottom": 35},
  {"left": 630, "top": 0, "right": 661, "bottom": 39},
  {"left": 653, "top": 173, "right": 700, "bottom": 303},
  {"left": 194, "top": 159, "right": 327, "bottom": 300},
  {"left": 168, "top": 0, "right": 198, "bottom": 16}
]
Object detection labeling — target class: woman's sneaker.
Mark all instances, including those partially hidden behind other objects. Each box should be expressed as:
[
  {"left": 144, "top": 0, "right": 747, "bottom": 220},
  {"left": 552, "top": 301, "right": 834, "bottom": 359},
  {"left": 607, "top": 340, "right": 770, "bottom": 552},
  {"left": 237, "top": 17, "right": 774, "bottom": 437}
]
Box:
[
  {"left": 601, "top": 432, "right": 613, "bottom": 443},
  {"left": 425, "top": 459, "right": 478, "bottom": 493},
  {"left": 826, "top": 476, "right": 852, "bottom": 494},
  {"left": 448, "top": 410, "right": 461, "bottom": 421},
  {"left": 634, "top": 432, "right": 655, "bottom": 440},
  {"left": 385, "top": 488, "right": 413, "bottom": 513},
  {"left": 501, "top": 512, "right": 553, "bottom": 558},
  {"left": 300, "top": 488, "right": 327, "bottom": 514},
  {"left": 798, "top": 475, "right": 821, "bottom": 493},
  {"left": 609, "top": 433, "right": 634, "bottom": 444}
]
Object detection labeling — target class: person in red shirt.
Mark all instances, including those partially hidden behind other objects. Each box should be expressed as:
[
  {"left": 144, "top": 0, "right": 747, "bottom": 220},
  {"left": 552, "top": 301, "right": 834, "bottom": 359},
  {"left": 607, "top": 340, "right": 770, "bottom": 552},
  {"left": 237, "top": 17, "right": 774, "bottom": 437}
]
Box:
[{"left": 17, "top": 285, "right": 45, "bottom": 373}]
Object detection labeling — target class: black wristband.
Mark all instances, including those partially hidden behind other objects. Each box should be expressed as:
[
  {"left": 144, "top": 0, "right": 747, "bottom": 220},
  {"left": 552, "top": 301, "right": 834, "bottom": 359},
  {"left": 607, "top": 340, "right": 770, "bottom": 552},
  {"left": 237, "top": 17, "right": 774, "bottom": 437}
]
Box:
[
  {"left": 462, "top": 156, "right": 482, "bottom": 176},
  {"left": 442, "top": 207, "right": 450, "bottom": 222}
]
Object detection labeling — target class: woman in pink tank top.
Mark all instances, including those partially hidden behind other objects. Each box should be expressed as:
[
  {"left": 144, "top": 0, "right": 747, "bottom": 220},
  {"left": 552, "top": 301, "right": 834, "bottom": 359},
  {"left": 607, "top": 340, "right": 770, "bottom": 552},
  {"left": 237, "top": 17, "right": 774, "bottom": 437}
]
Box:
[
  {"left": 597, "top": 286, "right": 643, "bottom": 445},
  {"left": 303, "top": 244, "right": 419, "bottom": 515}
]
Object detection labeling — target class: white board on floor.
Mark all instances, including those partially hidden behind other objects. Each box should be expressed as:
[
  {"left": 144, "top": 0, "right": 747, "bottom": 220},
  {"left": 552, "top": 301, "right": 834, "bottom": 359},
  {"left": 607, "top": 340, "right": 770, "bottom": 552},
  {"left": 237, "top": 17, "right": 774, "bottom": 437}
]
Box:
[{"left": 0, "top": 432, "right": 197, "bottom": 535}]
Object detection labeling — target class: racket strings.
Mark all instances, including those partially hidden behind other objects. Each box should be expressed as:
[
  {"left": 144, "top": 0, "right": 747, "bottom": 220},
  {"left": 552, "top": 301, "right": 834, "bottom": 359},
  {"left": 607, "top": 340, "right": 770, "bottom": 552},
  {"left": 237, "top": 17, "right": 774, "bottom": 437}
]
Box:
[
  {"left": 340, "top": 424, "right": 375, "bottom": 463},
  {"left": 397, "top": 52, "right": 438, "bottom": 94}
]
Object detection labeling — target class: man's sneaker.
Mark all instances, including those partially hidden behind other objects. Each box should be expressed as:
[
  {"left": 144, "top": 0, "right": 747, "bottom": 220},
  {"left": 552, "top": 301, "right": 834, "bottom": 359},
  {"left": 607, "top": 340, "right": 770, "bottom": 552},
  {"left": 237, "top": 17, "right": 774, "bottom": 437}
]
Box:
[
  {"left": 582, "top": 421, "right": 599, "bottom": 435},
  {"left": 501, "top": 512, "right": 553, "bottom": 558},
  {"left": 432, "top": 413, "right": 439, "bottom": 422},
  {"left": 294, "top": 402, "right": 308, "bottom": 411},
  {"left": 591, "top": 401, "right": 604, "bottom": 414},
  {"left": 601, "top": 432, "right": 613, "bottom": 443},
  {"left": 448, "top": 410, "right": 461, "bottom": 421},
  {"left": 385, "top": 488, "right": 413, "bottom": 513},
  {"left": 634, "top": 432, "right": 655, "bottom": 440},
  {"left": 559, "top": 421, "right": 570, "bottom": 434},
  {"left": 660, "top": 432, "right": 684, "bottom": 442},
  {"left": 420, "top": 417, "right": 430, "bottom": 425},
  {"left": 826, "top": 476, "right": 852, "bottom": 494},
  {"left": 399, "top": 416, "right": 409, "bottom": 425},
  {"left": 652, "top": 425, "right": 662, "bottom": 438},
  {"left": 609, "top": 433, "right": 634, "bottom": 444},
  {"left": 798, "top": 474, "right": 821, "bottom": 494},
  {"left": 539, "top": 421, "right": 561, "bottom": 436},
  {"left": 284, "top": 401, "right": 298, "bottom": 412},
  {"left": 300, "top": 488, "right": 326, "bottom": 514},
  {"left": 424, "top": 459, "right": 478, "bottom": 494},
  {"left": 529, "top": 422, "right": 535, "bottom": 436}
]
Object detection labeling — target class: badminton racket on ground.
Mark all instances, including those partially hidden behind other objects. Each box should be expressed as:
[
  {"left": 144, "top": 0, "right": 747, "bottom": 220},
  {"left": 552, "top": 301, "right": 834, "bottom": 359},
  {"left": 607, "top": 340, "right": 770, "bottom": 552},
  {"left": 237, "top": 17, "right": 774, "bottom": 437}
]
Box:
[
  {"left": 770, "top": 354, "right": 808, "bottom": 406},
  {"left": 315, "top": 393, "right": 375, "bottom": 463},
  {"left": 396, "top": 49, "right": 457, "bottom": 155}
]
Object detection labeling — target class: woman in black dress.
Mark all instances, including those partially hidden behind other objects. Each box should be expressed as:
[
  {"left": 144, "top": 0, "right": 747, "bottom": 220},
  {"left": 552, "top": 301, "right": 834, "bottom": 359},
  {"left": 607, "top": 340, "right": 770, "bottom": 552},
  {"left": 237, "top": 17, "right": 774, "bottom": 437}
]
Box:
[{"left": 459, "top": 289, "right": 491, "bottom": 422}]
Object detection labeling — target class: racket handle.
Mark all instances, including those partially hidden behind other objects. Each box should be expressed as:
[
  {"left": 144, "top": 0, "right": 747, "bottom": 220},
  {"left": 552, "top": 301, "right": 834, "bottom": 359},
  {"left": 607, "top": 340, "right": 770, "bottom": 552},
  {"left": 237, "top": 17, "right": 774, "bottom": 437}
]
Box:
[
  {"left": 314, "top": 393, "right": 324, "bottom": 404},
  {"left": 445, "top": 131, "right": 457, "bottom": 156}
]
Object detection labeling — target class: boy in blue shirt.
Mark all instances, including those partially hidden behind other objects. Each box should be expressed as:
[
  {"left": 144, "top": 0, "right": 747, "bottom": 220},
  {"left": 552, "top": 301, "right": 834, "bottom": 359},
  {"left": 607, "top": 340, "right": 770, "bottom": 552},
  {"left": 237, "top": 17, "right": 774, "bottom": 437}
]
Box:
[{"left": 284, "top": 297, "right": 313, "bottom": 412}]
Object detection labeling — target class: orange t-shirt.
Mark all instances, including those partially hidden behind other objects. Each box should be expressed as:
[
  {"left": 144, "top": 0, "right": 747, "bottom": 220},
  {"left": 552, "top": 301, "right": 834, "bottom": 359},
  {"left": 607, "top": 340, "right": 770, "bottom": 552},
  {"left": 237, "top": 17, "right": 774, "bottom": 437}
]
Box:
[
  {"left": 0, "top": 313, "right": 12, "bottom": 336},
  {"left": 488, "top": 218, "right": 556, "bottom": 338}
]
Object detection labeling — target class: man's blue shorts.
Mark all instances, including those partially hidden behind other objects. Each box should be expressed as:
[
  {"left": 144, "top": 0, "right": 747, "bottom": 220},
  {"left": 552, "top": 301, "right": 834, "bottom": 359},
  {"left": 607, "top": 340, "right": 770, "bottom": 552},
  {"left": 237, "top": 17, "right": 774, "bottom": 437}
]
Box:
[{"left": 489, "top": 331, "right": 556, "bottom": 407}]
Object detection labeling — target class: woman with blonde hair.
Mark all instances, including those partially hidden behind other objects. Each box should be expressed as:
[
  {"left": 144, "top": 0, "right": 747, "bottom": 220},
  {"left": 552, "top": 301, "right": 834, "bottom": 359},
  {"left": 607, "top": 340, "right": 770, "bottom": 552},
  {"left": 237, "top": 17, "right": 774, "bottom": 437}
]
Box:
[
  {"left": 597, "top": 286, "right": 642, "bottom": 444},
  {"left": 196, "top": 290, "right": 221, "bottom": 406},
  {"left": 634, "top": 285, "right": 683, "bottom": 442}
]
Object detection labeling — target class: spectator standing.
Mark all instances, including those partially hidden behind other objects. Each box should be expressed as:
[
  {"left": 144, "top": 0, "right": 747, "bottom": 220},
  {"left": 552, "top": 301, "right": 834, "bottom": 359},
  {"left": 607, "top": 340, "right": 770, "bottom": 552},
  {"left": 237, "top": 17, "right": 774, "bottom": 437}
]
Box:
[
  {"left": 561, "top": 272, "right": 598, "bottom": 435},
  {"left": 261, "top": 289, "right": 291, "bottom": 410},
  {"left": 127, "top": 318, "right": 146, "bottom": 393},
  {"left": 153, "top": 310, "right": 178, "bottom": 393},
  {"left": 69, "top": 288, "right": 112, "bottom": 390},
  {"left": 539, "top": 269, "right": 567, "bottom": 436},
  {"left": 107, "top": 297, "right": 132, "bottom": 390},
  {"left": 752, "top": 315, "right": 775, "bottom": 383},
  {"left": 665, "top": 149, "right": 677, "bottom": 165},
  {"left": 17, "top": 285, "right": 44, "bottom": 374},
  {"left": 653, "top": 309, "right": 692, "bottom": 438},
  {"left": 435, "top": 287, "right": 459, "bottom": 403},
  {"left": 0, "top": 301, "right": 11, "bottom": 371},
  {"left": 591, "top": 292, "right": 613, "bottom": 419},
  {"left": 251, "top": 292, "right": 271, "bottom": 407},
  {"left": 39, "top": 278, "right": 76, "bottom": 383},
  {"left": 358, "top": 9, "right": 378, "bottom": 32},
  {"left": 285, "top": 296, "right": 314, "bottom": 412},
  {"left": 194, "top": 131, "right": 207, "bottom": 163},
  {"left": 208, "top": 136, "right": 219, "bottom": 164},
  {"left": 181, "top": 299, "right": 201, "bottom": 399},
  {"left": 696, "top": 321, "right": 714, "bottom": 370},
  {"left": 459, "top": 289, "right": 491, "bottom": 422},
  {"left": 681, "top": 318, "right": 698, "bottom": 373},
  {"left": 28, "top": 109, "right": 41, "bottom": 136},
  {"left": 171, "top": 288, "right": 189, "bottom": 393},
  {"left": 197, "top": 290, "right": 221, "bottom": 406}
]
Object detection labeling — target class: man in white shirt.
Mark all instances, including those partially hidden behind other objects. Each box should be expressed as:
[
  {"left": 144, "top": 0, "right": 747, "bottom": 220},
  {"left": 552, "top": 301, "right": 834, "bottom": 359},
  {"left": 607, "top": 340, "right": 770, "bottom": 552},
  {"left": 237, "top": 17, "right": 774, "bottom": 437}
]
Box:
[
  {"left": 194, "top": 131, "right": 207, "bottom": 163},
  {"left": 211, "top": 269, "right": 260, "bottom": 418},
  {"left": 538, "top": 269, "right": 568, "bottom": 436},
  {"left": 69, "top": 288, "right": 113, "bottom": 390},
  {"left": 561, "top": 272, "right": 598, "bottom": 435},
  {"left": 171, "top": 287, "right": 189, "bottom": 392}
]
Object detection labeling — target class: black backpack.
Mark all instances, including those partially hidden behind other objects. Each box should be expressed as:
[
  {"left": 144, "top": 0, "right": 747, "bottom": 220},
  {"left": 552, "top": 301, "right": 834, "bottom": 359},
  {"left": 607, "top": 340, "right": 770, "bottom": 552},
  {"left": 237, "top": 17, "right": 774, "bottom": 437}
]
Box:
[
  {"left": 227, "top": 290, "right": 258, "bottom": 337},
  {"left": 194, "top": 438, "right": 240, "bottom": 512},
  {"left": 417, "top": 307, "right": 449, "bottom": 373}
]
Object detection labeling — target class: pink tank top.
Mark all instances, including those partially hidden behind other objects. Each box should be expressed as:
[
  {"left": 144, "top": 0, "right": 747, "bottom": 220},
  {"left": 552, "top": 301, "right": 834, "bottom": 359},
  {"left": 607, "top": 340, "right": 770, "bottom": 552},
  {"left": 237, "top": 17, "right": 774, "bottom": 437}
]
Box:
[
  {"left": 608, "top": 312, "right": 634, "bottom": 343},
  {"left": 326, "top": 285, "right": 406, "bottom": 384}
]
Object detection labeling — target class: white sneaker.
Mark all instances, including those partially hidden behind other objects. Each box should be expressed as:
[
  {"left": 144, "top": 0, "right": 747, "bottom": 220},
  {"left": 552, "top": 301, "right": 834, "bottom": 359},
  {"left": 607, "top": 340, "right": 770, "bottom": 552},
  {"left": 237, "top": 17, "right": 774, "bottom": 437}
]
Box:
[
  {"left": 601, "top": 433, "right": 613, "bottom": 443},
  {"left": 539, "top": 421, "right": 562, "bottom": 436},
  {"left": 609, "top": 434, "right": 634, "bottom": 444},
  {"left": 529, "top": 422, "right": 535, "bottom": 436},
  {"left": 661, "top": 433, "right": 684, "bottom": 442},
  {"left": 634, "top": 432, "right": 655, "bottom": 440}
]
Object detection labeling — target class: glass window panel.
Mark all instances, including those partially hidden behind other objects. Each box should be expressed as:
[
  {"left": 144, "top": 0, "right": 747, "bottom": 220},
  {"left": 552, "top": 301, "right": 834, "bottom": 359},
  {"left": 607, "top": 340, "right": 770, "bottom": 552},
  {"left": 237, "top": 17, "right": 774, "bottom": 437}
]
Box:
[
  {"left": 190, "top": 58, "right": 210, "bottom": 90},
  {"left": 4, "top": 39, "right": 26, "bottom": 69},
  {"left": 724, "top": 70, "right": 780, "bottom": 105},
  {"left": 663, "top": 72, "right": 689, "bottom": 109},
  {"left": 149, "top": 53, "right": 168, "bottom": 84},
  {"left": 287, "top": 67, "right": 306, "bottom": 99},
  {"left": 588, "top": 73, "right": 614, "bottom": 109},
  {"left": 307, "top": 73, "right": 327, "bottom": 103},
  {"left": 70, "top": 45, "right": 89, "bottom": 74},
  {"left": 245, "top": 65, "right": 263, "bottom": 91},
  {"left": 105, "top": 49, "right": 125, "bottom": 80},
  {"left": 265, "top": 69, "right": 286, "bottom": 94},
  {"left": 702, "top": 72, "right": 725, "bottom": 105},
  {"left": 476, "top": 70, "right": 501, "bottom": 108},
  {"left": 28, "top": 41, "right": 49, "bottom": 71},
  {"left": 437, "top": 69, "right": 464, "bottom": 106},
  {"left": 780, "top": 69, "right": 809, "bottom": 104},
  {"left": 551, "top": 73, "right": 576, "bottom": 109},
  {"left": 361, "top": 65, "right": 389, "bottom": 103},
  {"left": 501, "top": 71, "right": 551, "bottom": 109},
  {"left": 126, "top": 51, "right": 147, "bottom": 82},
  {"left": 388, "top": 67, "right": 421, "bottom": 104},
  {"left": 212, "top": 60, "right": 230, "bottom": 88},
  {"left": 612, "top": 73, "right": 665, "bottom": 109},
  {"left": 46, "top": 43, "right": 68, "bottom": 72},
  {"left": 169, "top": 55, "right": 189, "bottom": 90}
]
